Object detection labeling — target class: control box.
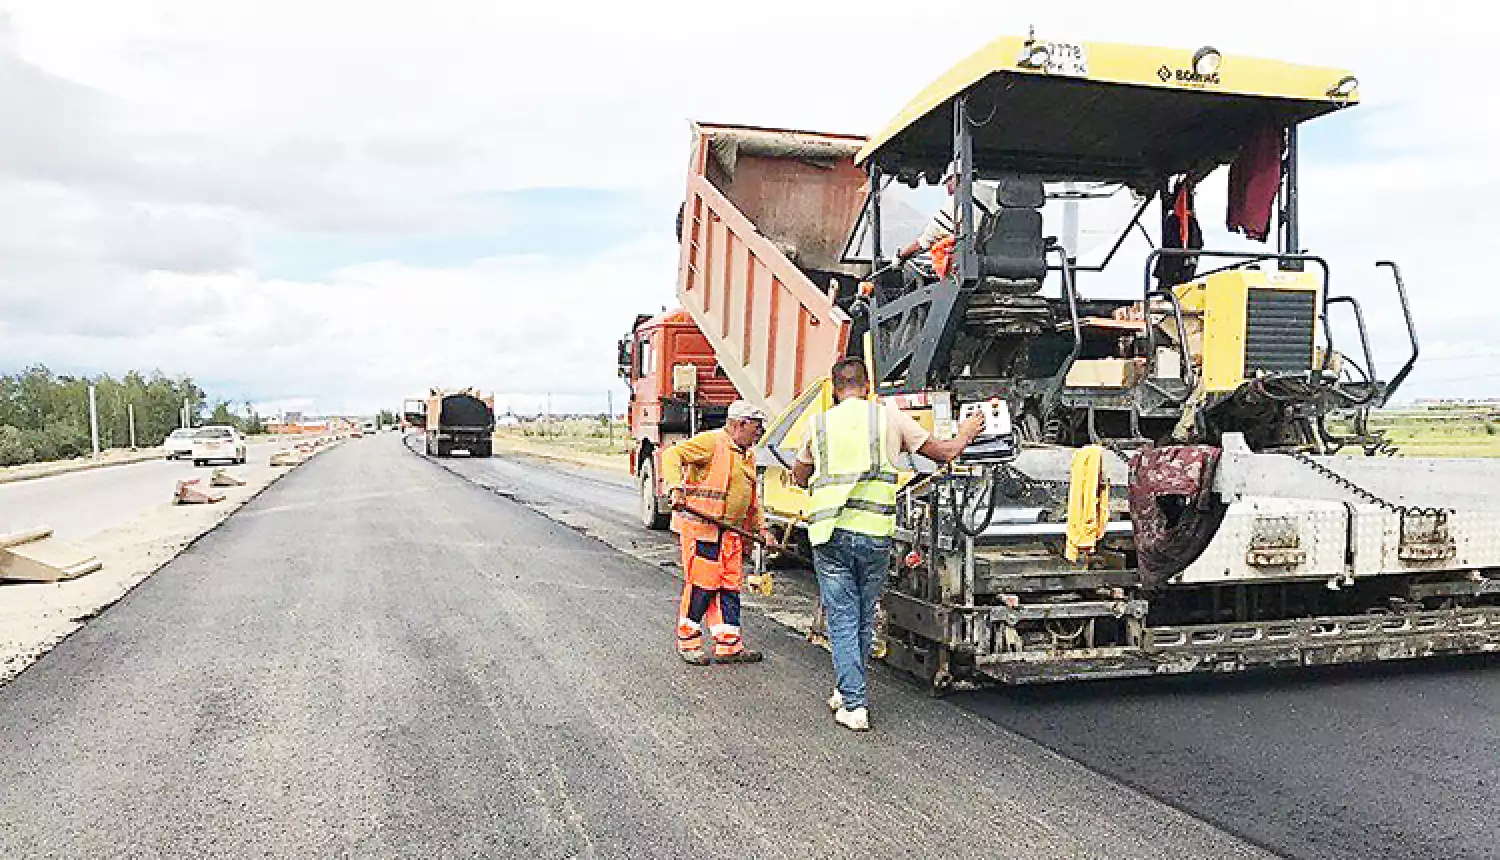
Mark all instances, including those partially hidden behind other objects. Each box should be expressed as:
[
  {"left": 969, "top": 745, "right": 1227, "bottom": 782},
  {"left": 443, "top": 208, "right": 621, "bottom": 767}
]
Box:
[{"left": 958, "top": 399, "right": 1017, "bottom": 462}]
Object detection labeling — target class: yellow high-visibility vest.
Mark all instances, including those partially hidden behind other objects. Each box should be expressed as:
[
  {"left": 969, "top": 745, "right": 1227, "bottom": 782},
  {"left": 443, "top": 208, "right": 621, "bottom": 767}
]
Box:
[{"left": 807, "top": 399, "right": 899, "bottom": 546}]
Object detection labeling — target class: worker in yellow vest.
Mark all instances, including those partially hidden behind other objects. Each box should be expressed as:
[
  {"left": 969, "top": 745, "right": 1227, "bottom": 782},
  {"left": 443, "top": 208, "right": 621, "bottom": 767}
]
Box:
[
  {"left": 792, "top": 359, "right": 983, "bottom": 731},
  {"left": 662, "top": 400, "right": 774, "bottom": 665}
]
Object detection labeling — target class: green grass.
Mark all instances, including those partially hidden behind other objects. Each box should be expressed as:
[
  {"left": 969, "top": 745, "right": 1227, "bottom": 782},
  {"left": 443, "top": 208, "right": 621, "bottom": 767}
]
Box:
[{"left": 1334, "top": 407, "right": 1500, "bottom": 457}]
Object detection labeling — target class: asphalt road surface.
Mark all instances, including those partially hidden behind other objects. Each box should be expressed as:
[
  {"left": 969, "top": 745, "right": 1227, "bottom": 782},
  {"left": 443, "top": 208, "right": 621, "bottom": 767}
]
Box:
[
  {"left": 0, "top": 440, "right": 281, "bottom": 542},
  {"left": 0, "top": 435, "right": 1266, "bottom": 860},
  {"left": 431, "top": 442, "right": 1500, "bottom": 860}
]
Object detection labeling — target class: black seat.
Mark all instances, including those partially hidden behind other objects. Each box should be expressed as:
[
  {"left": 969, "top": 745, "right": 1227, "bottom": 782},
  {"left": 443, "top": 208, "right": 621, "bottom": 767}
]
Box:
[{"left": 977, "top": 176, "right": 1047, "bottom": 291}]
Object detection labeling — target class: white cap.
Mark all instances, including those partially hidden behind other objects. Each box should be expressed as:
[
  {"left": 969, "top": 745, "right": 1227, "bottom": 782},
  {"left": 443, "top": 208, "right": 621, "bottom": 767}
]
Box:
[{"left": 727, "top": 400, "right": 766, "bottom": 422}]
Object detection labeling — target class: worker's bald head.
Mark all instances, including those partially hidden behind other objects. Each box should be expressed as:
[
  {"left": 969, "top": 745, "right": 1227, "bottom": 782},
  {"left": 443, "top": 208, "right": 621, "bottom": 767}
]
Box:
[{"left": 831, "top": 358, "right": 870, "bottom": 402}]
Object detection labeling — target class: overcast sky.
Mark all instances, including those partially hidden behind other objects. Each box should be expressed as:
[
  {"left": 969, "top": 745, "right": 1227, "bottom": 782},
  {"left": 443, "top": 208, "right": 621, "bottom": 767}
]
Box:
[{"left": 0, "top": 1, "right": 1492, "bottom": 415}]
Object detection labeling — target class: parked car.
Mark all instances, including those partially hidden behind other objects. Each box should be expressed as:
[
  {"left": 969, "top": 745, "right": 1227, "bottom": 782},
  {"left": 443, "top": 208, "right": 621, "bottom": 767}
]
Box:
[
  {"left": 191, "top": 425, "right": 247, "bottom": 466},
  {"left": 165, "top": 428, "right": 197, "bottom": 460}
]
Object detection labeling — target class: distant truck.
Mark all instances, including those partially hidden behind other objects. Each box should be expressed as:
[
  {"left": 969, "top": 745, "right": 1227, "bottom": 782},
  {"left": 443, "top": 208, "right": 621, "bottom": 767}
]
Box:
[{"left": 424, "top": 389, "right": 495, "bottom": 457}]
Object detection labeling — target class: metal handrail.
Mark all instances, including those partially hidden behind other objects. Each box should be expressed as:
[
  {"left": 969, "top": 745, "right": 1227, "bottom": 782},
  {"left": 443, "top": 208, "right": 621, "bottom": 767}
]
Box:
[
  {"left": 1145, "top": 287, "right": 1197, "bottom": 391},
  {"left": 1324, "top": 296, "right": 1379, "bottom": 406},
  {"left": 1043, "top": 245, "right": 1083, "bottom": 414},
  {"left": 1376, "top": 261, "right": 1419, "bottom": 406}
]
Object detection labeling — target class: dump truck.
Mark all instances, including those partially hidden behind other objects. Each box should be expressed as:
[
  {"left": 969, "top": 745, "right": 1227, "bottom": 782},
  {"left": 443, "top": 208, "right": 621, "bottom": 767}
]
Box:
[
  {"left": 619, "top": 310, "right": 743, "bottom": 529},
  {"left": 424, "top": 388, "right": 495, "bottom": 457},
  {"left": 648, "top": 38, "right": 1499, "bottom": 687}
]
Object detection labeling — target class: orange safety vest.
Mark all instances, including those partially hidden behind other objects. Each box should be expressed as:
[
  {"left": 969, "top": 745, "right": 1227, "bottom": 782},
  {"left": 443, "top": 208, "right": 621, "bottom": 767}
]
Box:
[{"left": 671, "top": 430, "right": 735, "bottom": 542}]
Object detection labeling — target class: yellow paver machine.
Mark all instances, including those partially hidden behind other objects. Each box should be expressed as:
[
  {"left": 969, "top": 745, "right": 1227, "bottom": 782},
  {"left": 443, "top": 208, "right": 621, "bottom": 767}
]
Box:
[{"left": 818, "top": 34, "right": 1500, "bottom": 685}]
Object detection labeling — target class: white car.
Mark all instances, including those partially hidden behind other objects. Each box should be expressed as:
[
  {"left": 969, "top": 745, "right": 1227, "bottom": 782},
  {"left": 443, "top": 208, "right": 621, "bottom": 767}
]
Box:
[
  {"left": 190, "top": 426, "right": 247, "bottom": 466},
  {"left": 164, "top": 428, "right": 197, "bottom": 460}
]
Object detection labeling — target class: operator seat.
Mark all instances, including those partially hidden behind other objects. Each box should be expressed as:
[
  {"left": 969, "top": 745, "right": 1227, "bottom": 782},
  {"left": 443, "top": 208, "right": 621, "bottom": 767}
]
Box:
[{"left": 977, "top": 176, "right": 1047, "bottom": 295}]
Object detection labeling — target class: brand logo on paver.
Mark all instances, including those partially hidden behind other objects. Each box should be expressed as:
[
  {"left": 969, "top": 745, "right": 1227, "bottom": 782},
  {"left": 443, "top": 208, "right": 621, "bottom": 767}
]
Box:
[{"left": 1161, "top": 65, "right": 1221, "bottom": 86}]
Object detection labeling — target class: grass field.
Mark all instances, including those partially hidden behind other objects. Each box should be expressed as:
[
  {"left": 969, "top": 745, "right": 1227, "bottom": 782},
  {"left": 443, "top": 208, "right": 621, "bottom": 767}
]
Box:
[
  {"left": 492, "top": 420, "right": 630, "bottom": 472},
  {"left": 1359, "top": 408, "right": 1500, "bottom": 458}
]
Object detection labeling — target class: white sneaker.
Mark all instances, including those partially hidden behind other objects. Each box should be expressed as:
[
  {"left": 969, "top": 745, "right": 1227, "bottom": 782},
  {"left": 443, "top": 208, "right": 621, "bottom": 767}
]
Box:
[
  {"left": 827, "top": 689, "right": 843, "bottom": 712},
  {"left": 834, "top": 706, "right": 869, "bottom": 732}
]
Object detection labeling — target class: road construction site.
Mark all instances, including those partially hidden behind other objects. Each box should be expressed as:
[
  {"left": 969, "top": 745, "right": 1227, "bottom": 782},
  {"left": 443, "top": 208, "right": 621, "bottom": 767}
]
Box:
[{"left": 0, "top": 433, "right": 1492, "bottom": 860}]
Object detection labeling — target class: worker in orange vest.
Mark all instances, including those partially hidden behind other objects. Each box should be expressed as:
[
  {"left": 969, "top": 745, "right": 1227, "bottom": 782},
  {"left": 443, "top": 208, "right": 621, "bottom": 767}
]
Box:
[{"left": 662, "top": 400, "right": 774, "bottom": 665}]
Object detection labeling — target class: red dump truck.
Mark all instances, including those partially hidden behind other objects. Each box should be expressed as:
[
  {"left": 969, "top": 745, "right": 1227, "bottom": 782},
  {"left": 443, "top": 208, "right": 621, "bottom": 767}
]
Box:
[{"left": 619, "top": 123, "right": 866, "bottom": 530}]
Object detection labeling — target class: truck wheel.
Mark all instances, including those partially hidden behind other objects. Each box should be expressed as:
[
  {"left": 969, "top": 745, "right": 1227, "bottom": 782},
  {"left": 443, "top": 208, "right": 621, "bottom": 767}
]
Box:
[{"left": 638, "top": 457, "right": 669, "bottom": 531}]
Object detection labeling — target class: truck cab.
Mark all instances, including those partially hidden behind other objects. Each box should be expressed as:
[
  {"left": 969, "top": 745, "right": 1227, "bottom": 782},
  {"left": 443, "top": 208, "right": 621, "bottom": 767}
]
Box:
[{"left": 618, "top": 310, "right": 740, "bottom": 529}]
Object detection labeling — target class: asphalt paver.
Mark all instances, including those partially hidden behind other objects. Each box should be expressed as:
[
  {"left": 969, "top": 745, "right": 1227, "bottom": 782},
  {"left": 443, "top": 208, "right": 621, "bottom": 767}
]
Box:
[{"left": 0, "top": 437, "right": 1265, "bottom": 859}]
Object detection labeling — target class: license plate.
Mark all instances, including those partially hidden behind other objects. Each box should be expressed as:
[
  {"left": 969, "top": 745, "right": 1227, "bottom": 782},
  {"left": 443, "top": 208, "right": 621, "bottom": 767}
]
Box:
[{"left": 1044, "top": 41, "right": 1088, "bottom": 77}]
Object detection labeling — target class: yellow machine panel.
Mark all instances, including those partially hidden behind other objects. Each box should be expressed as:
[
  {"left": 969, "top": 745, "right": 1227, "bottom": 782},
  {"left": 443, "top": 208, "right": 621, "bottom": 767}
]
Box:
[{"left": 1174, "top": 270, "right": 1320, "bottom": 393}]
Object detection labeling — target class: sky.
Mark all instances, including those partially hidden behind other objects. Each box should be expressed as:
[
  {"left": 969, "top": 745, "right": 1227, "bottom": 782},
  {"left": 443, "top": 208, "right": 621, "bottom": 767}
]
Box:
[{"left": 0, "top": 0, "right": 1494, "bottom": 415}]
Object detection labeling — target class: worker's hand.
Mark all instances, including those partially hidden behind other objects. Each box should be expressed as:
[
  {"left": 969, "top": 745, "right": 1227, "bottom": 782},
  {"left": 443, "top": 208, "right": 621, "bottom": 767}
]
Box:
[
  {"left": 758, "top": 526, "right": 779, "bottom": 549},
  {"left": 892, "top": 247, "right": 910, "bottom": 264},
  {"left": 959, "top": 411, "right": 987, "bottom": 442},
  {"left": 668, "top": 486, "right": 686, "bottom": 510}
]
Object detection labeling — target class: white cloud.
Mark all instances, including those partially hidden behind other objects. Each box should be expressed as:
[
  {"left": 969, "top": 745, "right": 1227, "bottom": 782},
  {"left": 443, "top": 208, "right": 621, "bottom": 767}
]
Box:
[{"left": 0, "top": 1, "right": 1495, "bottom": 410}]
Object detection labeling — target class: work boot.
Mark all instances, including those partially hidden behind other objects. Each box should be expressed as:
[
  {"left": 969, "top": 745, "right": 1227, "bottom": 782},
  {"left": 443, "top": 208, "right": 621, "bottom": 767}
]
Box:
[
  {"left": 713, "top": 647, "right": 764, "bottom": 664},
  {"left": 710, "top": 624, "right": 763, "bottom": 664},
  {"left": 834, "top": 706, "right": 870, "bottom": 732},
  {"left": 677, "top": 618, "right": 709, "bottom": 666}
]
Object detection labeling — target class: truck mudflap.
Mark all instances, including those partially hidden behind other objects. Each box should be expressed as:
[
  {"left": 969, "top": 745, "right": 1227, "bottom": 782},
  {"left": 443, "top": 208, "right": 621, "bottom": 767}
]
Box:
[{"left": 972, "top": 606, "right": 1500, "bottom": 684}]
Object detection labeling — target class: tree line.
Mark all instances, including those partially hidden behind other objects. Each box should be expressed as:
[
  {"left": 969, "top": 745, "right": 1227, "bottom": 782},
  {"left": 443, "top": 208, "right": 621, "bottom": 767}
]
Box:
[{"left": 0, "top": 365, "right": 263, "bottom": 467}]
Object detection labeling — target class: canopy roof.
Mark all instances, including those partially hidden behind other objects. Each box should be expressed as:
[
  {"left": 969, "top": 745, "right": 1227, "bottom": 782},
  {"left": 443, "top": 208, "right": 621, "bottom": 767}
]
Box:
[{"left": 857, "top": 36, "right": 1359, "bottom": 184}]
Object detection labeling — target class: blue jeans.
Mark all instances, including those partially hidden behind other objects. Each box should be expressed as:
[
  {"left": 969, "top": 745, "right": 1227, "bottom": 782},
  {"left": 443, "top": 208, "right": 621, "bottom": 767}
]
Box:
[{"left": 813, "top": 529, "right": 891, "bottom": 711}]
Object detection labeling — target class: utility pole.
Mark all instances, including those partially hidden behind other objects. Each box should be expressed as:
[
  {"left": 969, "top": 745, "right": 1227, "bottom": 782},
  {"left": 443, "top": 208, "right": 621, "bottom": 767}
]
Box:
[
  {"left": 127, "top": 403, "right": 137, "bottom": 450},
  {"left": 88, "top": 384, "right": 101, "bottom": 457},
  {"left": 607, "top": 390, "right": 613, "bottom": 446},
  {"left": 182, "top": 398, "right": 191, "bottom": 429}
]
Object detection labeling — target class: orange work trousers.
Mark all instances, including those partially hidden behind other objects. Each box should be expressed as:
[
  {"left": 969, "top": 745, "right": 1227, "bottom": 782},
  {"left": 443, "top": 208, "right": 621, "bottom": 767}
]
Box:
[{"left": 676, "top": 530, "right": 743, "bottom": 629}]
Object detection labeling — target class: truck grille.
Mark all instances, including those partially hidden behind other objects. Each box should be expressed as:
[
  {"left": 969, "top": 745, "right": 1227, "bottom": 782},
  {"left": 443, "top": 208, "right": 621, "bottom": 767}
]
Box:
[{"left": 1245, "top": 288, "right": 1315, "bottom": 376}]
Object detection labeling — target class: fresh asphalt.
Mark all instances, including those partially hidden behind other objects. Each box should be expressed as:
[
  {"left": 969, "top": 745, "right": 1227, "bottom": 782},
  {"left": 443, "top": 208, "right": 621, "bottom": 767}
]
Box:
[
  {"left": 434, "top": 439, "right": 1500, "bottom": 860},
  {"left": 0, "top": 435, "right": 1265, "bottom": 860}
]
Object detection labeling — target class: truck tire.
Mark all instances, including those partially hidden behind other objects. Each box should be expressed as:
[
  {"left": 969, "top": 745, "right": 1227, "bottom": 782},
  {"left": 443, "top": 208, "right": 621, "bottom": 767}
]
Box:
[
  {"left": 474, "top": 440, "right": 492, "bottom": 458},
  {"left": 638, "top": 457, "right": 669, "bottom": 531}
]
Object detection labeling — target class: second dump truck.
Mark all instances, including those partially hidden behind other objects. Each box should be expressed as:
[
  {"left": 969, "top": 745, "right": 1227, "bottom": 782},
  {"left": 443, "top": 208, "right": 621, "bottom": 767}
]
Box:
[
  {"left": 625, "top": 35, "right": 1500, "bottom": 687},
  {"left": 423, "top": 388, "right": 495, "bottom": 458}
]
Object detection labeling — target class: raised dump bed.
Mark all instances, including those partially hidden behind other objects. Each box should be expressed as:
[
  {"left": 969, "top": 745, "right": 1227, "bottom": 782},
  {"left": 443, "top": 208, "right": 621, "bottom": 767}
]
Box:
[{"left": 676, "top": 123, "right": 863, "bottom": 418}]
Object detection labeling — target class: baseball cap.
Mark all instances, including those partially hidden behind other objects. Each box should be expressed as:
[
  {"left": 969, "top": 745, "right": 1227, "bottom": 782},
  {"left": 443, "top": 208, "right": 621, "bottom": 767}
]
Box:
[{"left": 727, "top": 400, "right": 766, "bottom": 422}]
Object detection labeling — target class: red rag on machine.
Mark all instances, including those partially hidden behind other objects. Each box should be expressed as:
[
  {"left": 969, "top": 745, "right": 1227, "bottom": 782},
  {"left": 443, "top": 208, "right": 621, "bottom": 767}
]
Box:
[{"left": 1226, "top": 124, "right": 1284, "bottom": 242}]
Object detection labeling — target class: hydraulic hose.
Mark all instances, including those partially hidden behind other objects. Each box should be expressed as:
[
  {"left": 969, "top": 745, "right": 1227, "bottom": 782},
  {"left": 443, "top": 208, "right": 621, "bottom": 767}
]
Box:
[{"left": 947, "top": 464, "right": 1002, "bottom": 538}]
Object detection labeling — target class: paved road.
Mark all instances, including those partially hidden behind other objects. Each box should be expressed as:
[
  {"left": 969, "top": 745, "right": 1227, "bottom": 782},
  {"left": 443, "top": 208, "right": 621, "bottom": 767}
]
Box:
[
  {"left": 968, "top": 657, "right": 1500, "bottom": 860},
  {"left": 0, "top": 439, "right": 283, "bottom": 542},
  {"left": 439, "top": 444, "right": 1500, "bottom": 860},
  {"left": 0, "top": 435, "right": 1264, "bottom": 860}
]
